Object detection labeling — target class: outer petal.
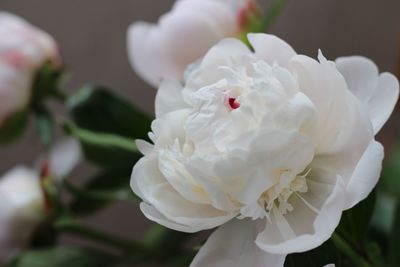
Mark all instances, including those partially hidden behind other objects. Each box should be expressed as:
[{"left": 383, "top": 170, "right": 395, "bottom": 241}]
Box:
[
  {"left": 190, "top": 219, "right": 286, "bottom": 267},
  {"left": 131, "top": 156, "right": 234, "bottom": 232},
  {"left": 345, "top": 140, "right": 384, "bottom": 209},
  {"left": 336, "top": 56, "right": 399, "bottom": 134},
  {"left": 368, "top": 73, "right": 399, "bottom": 134},
  {"left": 248, "top": 33, "right": 297, "bottom": 67},
  {"left": 0, "top": 63, "right": 31, "bottom": 124},
  {"left": 35, "top": 138, "right": 81, "bottom": 180}
]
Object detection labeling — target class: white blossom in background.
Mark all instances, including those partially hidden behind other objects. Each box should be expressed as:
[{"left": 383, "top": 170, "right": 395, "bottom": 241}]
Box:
[
  {"left": 0, "top": 167, "right": 44, "bottom": 264},
  {"left": 131, "top": 33, "right": 399, "bottom": 266},
  {"left": 127, "top": 0, "right": 260, "bottom": 87},
  {"left": 0, "top": 138, "right": 81, "bottom": 264},
  {"left": 0, "top": 12, "right": 59, "bottom": 126}
]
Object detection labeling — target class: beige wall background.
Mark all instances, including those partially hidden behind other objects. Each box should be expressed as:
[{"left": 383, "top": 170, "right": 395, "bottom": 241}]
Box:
[{"left": 0, "top": 0, "right": 399, "bottom": 264}]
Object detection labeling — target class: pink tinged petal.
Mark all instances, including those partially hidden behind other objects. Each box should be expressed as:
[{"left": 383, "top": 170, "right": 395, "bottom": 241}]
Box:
[
  {"left": 336, "top": 56, "right": 399, "bottom": 134},
  {"left": 155, "top": 78, "right": 187, "bottom": 117},
  {"left": 345, "top": 140, "right": 384, "bottom": 209},
  {"left": 0, "top": 62, "right": 31, "bottom": 124},
  {"left": 247, "top": 33, "right": 297, "bottom": 67},
  {"left": 190, "top": 219, "right": 286, "bottom": 267},
  {"left": 256, "top": 175, "right": 346, "bottom": 254}
]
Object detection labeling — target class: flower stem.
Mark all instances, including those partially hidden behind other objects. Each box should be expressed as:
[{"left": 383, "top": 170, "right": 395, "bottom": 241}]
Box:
[
  {"left": 54, "top": 217, "right": 148, "bottom": 255},
  {"left": 331, "top": 233, "right": 372, "bottom": 267},
  {"left": 259, "top": 0, "right": 288, "bottom": 32}
]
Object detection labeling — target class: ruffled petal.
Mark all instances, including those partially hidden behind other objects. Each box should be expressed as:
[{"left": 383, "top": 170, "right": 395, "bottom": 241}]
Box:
[{"left": 190, "top": 219, "right": 286, "bottom": 267}]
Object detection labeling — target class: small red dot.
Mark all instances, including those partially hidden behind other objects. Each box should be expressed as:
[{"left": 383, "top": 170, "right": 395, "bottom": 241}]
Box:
[{"left": 229, "top": 98, "right": 240, "bottom": 109}]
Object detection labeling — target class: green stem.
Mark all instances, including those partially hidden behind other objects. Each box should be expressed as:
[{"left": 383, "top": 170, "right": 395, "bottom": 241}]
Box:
[
  {"left": 332, "top": 233, "right": 372, "bottom": 267},
  {"left": 259, "top": 0, "right": 288, "bottom": 32},
  {"left": 51, "top": 89, "right": 68, "bottom": 102},
  {"left": 54, "top": 218, "right": 147, "bottom": 255}
]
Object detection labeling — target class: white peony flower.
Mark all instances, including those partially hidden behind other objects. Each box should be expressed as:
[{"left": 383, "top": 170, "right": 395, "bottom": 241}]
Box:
[
  {"left": 0, "top": 12, "right": 59, "bottom": 126},
  {"left": 130, "top": 33, "right": 399, "bottom": 266},
  {"left": 127, "top": 0, "right": 260, "bottom": 87},
  {"left": 0, "top": 138, "right": 80, "bottom": 263}
]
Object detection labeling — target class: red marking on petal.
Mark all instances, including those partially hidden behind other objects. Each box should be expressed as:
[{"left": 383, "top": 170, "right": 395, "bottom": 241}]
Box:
[{"left": 229, "top": 97, "right": 240, "bottom": 109}]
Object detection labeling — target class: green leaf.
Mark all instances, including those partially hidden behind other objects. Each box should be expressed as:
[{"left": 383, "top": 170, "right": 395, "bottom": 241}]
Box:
[
  {"left": 336, "top": 190, "right": 377, "bottom": 250},
  {"left": 0, "top": 110, "right": 28, "bottom": 143},
  {"left": 31, "top": 61, "right": 66, "bottom": 105},
  {"left": 67, "top": 86, "right": 152, "bottom": 140},
  {"left": 389, "top": 201, "right": 400, "bottom": 267},
  {"left": 380, "top": 145, "right": 400, "bottom": 197},
  {"left": 63, "top": 123, "right": 140, "bottom": 170},
  {"left": 7, "top": 246, "right": 115, "bottom": 267},
  {"left": 64, "top": 169, "right": 138, "bottom": 216},
  {"left": 35, "top": 110, "right": 54, "bottom": 148},
  {"left": 285, "top": 239, "right": 345, "bottom": 267}
]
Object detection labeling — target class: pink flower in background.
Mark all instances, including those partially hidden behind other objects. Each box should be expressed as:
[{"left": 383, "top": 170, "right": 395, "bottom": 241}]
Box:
[
  {"left": 127, "top": 0, "right": 260, "bottom": 87},
  {"left": 130, "top": 33, "right": 399, "bottom": 266},
  {"left": 0, "top": 12, "right": 59, "bottom": 126}
]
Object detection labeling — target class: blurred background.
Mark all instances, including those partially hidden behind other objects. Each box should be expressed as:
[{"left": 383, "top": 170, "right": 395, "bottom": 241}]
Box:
[{"left": 0, "top": 0, "right": 399, "bottom": 264}]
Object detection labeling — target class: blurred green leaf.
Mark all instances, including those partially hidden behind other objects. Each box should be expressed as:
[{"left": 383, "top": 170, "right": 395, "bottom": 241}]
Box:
[
  {"left": 285, "top": 239, "right": 345, "bottom": 267},
  {"left": 35, "top": 109, "right": 54, "bottom": 148},
  {"left": 7, "top": 246, "right": 115, "bottom": 267},
  {"left": 67, "top": 85, "right": 152, "bottom": 140},
  {"left": 389, "top": 201, "right": 400, "bottom": 267},
  {"left": 337, "top": 190, "right": 377, "bottom": 250},
  {"left": 63, "top": 123, "right": 140, "bottom": 170},
  {"left": 371, "top": 191, "right": 396, "bottom": 235},
  {"left": 0, "top": 111, "right": 28, "bottom": 143},
  {"left": 65, "top": 169, "right": 138, "bottom": 216},
  {"left": 380, "top": 145, "right": 400, "bottom": 197},
  {"left": 31, "top": 61, "right": 66, "bottom": 105}
]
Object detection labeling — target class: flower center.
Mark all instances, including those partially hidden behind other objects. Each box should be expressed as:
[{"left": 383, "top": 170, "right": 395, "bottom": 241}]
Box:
[{"left": 259, "top": 169, "right": 310, "bottom": 217}]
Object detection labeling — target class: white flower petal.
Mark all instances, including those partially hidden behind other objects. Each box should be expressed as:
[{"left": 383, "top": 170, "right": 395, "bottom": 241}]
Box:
[
  {"left": 345, "top": 140, "right": 384, "bottom": 209},
  {"left": 48, "top": 138, "right": 81, "bottom": 180},
  {"left": 335, "top": 56, "right": 378, "bottom": 103},
  {"left": 248, "top": 33, "right": 297, "bottom": 67},
  {"left": 368, "top": 73, "right": 399, "bottom": 133},
  {"left": 336, "top": 56, "right": 399, "bottom": 134},
  {"left": 190, "top": 219, "right": 286, "bottom": 267}
]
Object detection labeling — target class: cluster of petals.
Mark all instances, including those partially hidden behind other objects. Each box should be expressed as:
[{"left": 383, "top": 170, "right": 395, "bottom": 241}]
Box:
[{"left": 131, "top": 33, "right": 399, "bottom": 266}]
